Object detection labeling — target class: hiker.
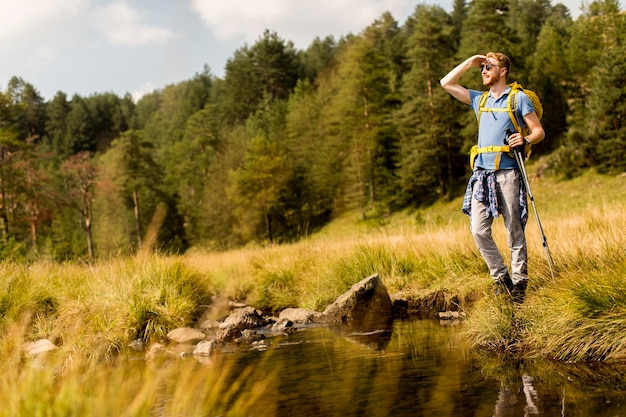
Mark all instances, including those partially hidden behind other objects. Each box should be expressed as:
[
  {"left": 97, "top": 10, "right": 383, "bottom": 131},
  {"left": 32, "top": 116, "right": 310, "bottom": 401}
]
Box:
[{"left": 440, "top": 52, "right": 545, "bottom": 303}]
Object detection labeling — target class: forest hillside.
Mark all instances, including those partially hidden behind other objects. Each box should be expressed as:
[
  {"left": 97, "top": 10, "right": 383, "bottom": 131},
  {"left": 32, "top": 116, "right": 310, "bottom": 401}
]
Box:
[{"left": 0, "top": 0, "right": 624, "bottom": 261}]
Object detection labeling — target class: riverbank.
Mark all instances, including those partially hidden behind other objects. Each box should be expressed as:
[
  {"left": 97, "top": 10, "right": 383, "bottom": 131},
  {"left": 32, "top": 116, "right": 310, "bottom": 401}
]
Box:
[
  {"left": 182, "top": 167, "right": 626, "bottom": 361},
  {"left": 0, "top": 167, "right": 625, "bottom": 414}
]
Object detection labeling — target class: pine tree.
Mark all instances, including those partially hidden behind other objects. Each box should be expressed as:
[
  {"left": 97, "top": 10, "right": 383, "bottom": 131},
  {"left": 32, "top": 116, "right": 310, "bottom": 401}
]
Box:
[
  {"left": 228, "top": 100, "right": 291, "bottom": 242},
  {"left": 172, "top": 105, "right": 225, "bottom": 244},
  {"left": 300, "top": 36, "right": 338, "bottom": 82},
  {"left": 584, "top": 14, "right": 626, "bottom": 173},
  {"left": 558, "top": 0, "right": 625, "bottom": 173},
  {"left": 44, "top": 92, "right": 71, "bottom": 156},
  {"left": 396, "top": 5, "right": 465, "bottom": 206},
  {"left": 223, "top": 30, "right": 302, "bottom": 124},
  {"left": 320, "top": 13, "right": 404, "bottom": 217},
  {"left": 528, "top": 8, "right": 572, "bottom": 152},
  {"left": 459, "top": 0, "right": 517, "bottom": 65}
]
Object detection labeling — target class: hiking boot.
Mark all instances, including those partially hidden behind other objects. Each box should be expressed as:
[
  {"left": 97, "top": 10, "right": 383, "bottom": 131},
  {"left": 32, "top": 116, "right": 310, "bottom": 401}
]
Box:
[
  {"left": 511, "top": 281, "right": 528, "bottom": 304},
  {"left": 492, "top": 275, "right": 514, "bottom": 297}
]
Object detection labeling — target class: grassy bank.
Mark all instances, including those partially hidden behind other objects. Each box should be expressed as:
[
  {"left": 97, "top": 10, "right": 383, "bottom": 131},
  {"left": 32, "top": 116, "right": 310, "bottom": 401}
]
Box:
[{"left": 0, "top": 167, "right": 624, "bottom": 414}]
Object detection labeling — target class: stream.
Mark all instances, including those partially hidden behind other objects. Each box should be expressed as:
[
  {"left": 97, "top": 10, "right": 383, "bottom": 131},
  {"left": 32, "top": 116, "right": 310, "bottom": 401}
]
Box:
[{"left": 157, "top": 319, "right": 626, "bottom": 416}]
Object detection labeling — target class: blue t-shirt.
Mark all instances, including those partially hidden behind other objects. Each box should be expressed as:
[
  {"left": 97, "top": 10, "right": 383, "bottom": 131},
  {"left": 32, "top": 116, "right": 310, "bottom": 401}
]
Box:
[{"left": 469, "top": 87, "right": 535, "bottom": 170}]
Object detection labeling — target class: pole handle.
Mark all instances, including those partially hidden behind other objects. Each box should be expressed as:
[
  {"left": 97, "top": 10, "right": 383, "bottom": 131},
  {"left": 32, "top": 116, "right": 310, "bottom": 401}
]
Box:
[{"left": 505, "top": 128, "right": 525, "bottom": 156}]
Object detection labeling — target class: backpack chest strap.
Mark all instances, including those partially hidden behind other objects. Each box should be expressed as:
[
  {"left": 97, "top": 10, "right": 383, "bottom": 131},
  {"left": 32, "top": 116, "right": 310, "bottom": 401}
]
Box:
[{"left": 477, "top": 90, "right": 522, "bottom": 132}]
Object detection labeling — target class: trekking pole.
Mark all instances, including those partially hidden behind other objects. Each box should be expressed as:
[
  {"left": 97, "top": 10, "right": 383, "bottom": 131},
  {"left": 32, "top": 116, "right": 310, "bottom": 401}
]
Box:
[{"left": 507, "top": 131, "right": 556, "bottom": 283}]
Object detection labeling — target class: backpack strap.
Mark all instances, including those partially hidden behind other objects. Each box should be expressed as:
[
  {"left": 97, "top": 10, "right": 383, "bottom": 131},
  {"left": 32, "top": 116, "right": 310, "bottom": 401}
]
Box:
[
  {"left": 507, "top": 89, "right": 523, "bottom": 133},
  {"left": 476, "top": 92, "right": 489, "bottom": 129},
  {"left": 477, "top": 89, "right": 522, "bottom": 132},
  {"left": 469, "top": 145, "right": 510, "bottom": 170},
  {"left": 508, "top": 87, "right": 533, "bottom": 159}
]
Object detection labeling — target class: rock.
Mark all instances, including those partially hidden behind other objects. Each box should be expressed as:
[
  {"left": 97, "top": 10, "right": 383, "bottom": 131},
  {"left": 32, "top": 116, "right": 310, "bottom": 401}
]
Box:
[
  {"left": 144, "top": 343, "right": 189, "bottom": 361},
  {"left": 251, "top": 340, "right": 268, "bottom": 351},
  {"left": 270, "top": 318, "right": 296, "bottom": 333},
  {"left": 167, "top": 327, "right": 206, "bottom": 344},
  {"left": 23, "top": 339, "right": 58, "bottom": 357},
  {"left": 193, "top": 339, "right": 221, "bottom": 357},
  {"left": 438, "top": 310, "right": 466, "bottom": 325},
  {"left": 279, "top": 307, "right": 322, "bottom": 324},
  {"left": 128, "top": 338, "right": 145, "bottom": 351},
  {"left": 218, "top": 306, "right": 266, "bottom": 342},
  {"left": 234, "top": 329, "right": 264, "bottom": 344},
  {"left": 220, "top": 306, "right": 265, "bottom": 329},
  {"left": 321, "top": 273, "right": 393, "bottom": 329},
  {"left": 218, "top": 326, "right": 243, "bottom": 343},
  {"left": 438, "top": 311, "right": 464, "bottom": 320}
]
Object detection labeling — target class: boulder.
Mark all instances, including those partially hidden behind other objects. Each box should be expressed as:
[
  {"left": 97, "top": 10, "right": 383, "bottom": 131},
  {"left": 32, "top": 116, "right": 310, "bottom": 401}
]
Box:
[
  {"left": 192, "top": 340, "right": 220, "bottom": 363},
  {"left": 167, "top": 327, "right": 206, "bottom": 344},
  {"left": 217, "top": 306, "right": 266, "bottom": 342},
  {"left": 193, "top": 339, "right": 221, "bottom": 357},
  {"left": 321, "top": 273, "right": 393, "bottom": 329}
]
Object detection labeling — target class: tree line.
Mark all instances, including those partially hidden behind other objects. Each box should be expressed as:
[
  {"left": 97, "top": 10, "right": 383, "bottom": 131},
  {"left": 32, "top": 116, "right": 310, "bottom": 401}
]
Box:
[{"left": 1, "top": 0, "right": 624, "bottom": 261}]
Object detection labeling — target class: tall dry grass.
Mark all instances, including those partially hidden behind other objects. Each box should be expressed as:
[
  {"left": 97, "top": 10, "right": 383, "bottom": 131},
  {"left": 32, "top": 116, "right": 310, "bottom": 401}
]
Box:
[
  {"left": 0, "top": 167, "right": 624, "bottom": 414},
  {"left": 0, "top": 319, "right": 273, "bottom": 417}
]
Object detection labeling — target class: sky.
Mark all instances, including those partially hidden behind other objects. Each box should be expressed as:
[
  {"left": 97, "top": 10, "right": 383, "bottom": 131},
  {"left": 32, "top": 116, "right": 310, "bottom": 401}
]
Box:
[{"left": 0, "top": 0, "right": 586, "bottom": 102}]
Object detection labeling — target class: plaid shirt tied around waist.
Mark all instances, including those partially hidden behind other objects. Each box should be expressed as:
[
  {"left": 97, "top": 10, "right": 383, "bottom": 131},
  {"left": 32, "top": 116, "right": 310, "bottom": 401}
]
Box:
[{"left": 462, "top": 169, "right": 528, "bottom": 227}]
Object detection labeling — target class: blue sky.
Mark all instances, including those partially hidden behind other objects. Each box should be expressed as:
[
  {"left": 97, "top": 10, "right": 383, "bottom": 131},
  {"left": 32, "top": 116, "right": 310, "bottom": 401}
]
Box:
[{"left": 0, "top": 0, "right": 586, "bottom": 102}]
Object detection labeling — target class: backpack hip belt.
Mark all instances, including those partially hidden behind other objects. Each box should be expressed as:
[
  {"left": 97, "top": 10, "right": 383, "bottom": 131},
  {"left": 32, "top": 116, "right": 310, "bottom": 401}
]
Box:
[{"left": 469, "top": 145, "right": 511, "bottom": 170}]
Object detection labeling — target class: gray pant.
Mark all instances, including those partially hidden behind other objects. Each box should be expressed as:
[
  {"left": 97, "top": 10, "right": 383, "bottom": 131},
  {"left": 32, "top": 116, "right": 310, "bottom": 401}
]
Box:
[{"left": 470, "top": 169, "right": 528, "bottom": 285}]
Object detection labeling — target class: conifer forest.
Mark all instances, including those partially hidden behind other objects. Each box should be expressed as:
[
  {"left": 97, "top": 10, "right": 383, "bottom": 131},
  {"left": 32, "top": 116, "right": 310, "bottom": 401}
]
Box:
[{"left": 1, "top": 0, "right": 624, "bottom": 261}]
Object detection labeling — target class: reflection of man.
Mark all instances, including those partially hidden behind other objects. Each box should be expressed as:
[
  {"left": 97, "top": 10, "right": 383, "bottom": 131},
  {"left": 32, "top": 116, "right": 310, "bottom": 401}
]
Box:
[
  {"left": 522, "top": 374, "right": 540, "bottom": 415},
  {"left": 493, "top": 374, "right": 540, "bottom": 416},
  {"left": 440, "top": 52, "right": 545, "bottom": 303}
]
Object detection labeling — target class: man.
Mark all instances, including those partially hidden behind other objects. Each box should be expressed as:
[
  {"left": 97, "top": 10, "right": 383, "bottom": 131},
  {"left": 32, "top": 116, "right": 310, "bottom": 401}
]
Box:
[{"left": 440, "top": 52, "right": 545, "bottom": 303}]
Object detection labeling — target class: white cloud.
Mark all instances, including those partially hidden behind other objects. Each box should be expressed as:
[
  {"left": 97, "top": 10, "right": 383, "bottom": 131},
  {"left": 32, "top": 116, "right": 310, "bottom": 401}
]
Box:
[
  {"left": 93, "top": 0, "right": 178, "bottom": 46},
  {"left": 130, "top": 82, "right": 156, "bottom": 102},
  {"left": 190, "top": 0, "right": 413, "bottom": 48},
  {"left": 0, "top": 0, "right": 87, "bottom": 41},
  {"left": 25, "top": 47, "right": 58, "bottom": 70}
]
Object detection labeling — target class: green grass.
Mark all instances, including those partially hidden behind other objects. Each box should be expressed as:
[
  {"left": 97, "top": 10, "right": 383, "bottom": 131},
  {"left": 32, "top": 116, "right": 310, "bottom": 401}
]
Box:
[
  {"left": 0, "top": 258, "right": 215, "bottom": 368},
  {"left": 0, "top": 167, "right": 624, "bottom": 415},
  {"left": 187, "top": 167, "right": 626, "bottom": 362},
  {"left": 2, "top": 168, "right": 624, "bottom": 362}
]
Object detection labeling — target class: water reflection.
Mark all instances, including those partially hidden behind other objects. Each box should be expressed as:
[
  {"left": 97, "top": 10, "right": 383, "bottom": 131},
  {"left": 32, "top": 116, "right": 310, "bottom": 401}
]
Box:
[
  {"left": 493, "top": 373, "right": 540, "bottom": 416},
  {"left": 162, "top": 319, "right": 626, "bottom": 416},
  {"left": 330, "top": 325, "right": 393, "bottom": 351}
]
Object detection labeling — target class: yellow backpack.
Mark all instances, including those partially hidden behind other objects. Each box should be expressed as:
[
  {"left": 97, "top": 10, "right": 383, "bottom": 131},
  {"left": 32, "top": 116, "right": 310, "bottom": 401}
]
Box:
[{"left": 470, "top": 82, "right": 543, "bottom": 169}]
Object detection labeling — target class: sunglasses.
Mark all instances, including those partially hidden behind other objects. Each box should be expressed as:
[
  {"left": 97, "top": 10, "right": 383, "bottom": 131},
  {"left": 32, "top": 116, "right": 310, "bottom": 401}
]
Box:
[{"left": 480, "top": 62, "right": 502, "bottom": 72}]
